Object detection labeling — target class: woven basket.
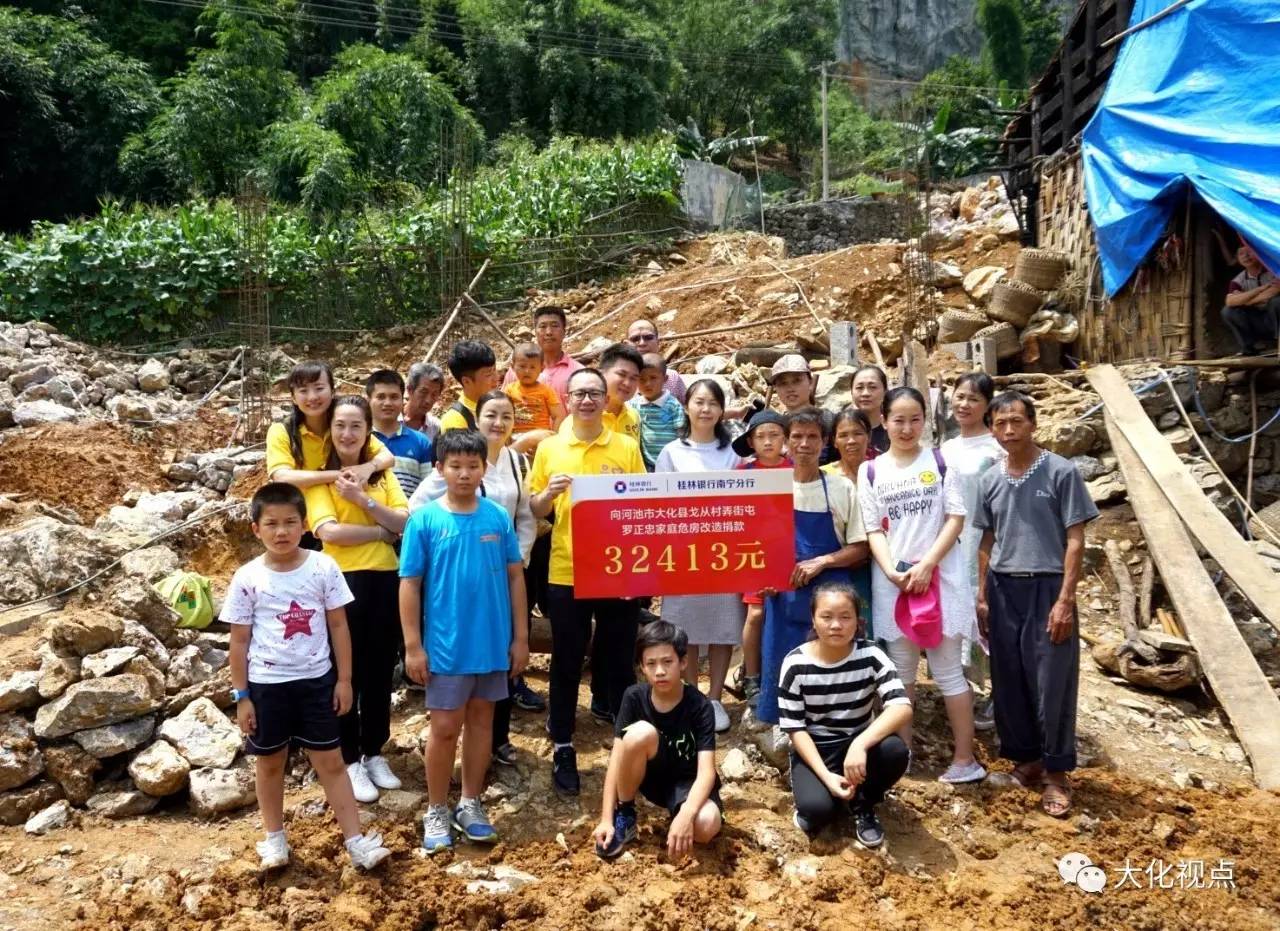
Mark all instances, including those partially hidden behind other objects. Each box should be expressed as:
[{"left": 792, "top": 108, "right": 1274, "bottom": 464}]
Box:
[
  {"left": 1249, "top": 498, "right": 1280, "bottom": 542},
  {"left": 937, "top": 309, "right": 989, "bottom": 344},
  {"left": 988, "top": 279, "right": 1045, "bottom": 327},
  {"left": 971, "top": 322, "right": 1020, "bottom": 359},
  {"left": 1015, "top": 248, "right": 1070, "bottom": 290}
]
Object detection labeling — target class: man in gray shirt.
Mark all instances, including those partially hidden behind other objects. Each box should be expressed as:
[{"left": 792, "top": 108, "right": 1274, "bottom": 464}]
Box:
[{"left": 972, "top": 391, "right": 1098, "bottom": 819}]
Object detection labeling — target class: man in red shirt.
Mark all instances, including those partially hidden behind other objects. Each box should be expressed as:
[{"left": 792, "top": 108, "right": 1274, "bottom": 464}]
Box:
[{"left": 1223, "top": 245, "right": 1280, "bottom": 355}]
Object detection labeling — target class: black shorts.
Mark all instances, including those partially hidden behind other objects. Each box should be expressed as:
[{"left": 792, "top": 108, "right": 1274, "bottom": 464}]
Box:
[
  {"left": 245, "top": 670, "right": 341, "bottom": 755},
  {"left": 639, "top": 743, "right": 724, "bottom": 817}
]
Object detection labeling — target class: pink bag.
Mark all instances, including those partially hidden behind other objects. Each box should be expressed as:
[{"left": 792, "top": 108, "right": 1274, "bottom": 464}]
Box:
[{"left": 894, "top": 572, "right": 943, "bottom": 648}]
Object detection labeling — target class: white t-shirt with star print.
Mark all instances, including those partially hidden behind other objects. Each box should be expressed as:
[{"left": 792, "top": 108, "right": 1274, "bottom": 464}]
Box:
[{"left": 223, "top": 551, "right": 354, "bottom": 684}]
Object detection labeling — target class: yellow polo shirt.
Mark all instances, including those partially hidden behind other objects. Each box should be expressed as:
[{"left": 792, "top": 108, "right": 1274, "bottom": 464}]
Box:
[
  {"left": 556, "top": 405, "right": 641, "bottom": 445},
  {"left": 438, "top": 395, "right": 478, "bottom": 434},
  {"left": 266, "top": 422, "right": 386, "bottom": 477},
  {"left": 303, "top": 472, "right": 408, "bottom": 572},
  {"left": 529, "top": 427, "right": 644, "bottom": 586}
]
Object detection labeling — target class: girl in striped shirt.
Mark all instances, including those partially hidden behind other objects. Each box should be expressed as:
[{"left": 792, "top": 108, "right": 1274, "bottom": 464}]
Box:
[{"left": 778, "top": 583, "right": 912, "bottom": 847}]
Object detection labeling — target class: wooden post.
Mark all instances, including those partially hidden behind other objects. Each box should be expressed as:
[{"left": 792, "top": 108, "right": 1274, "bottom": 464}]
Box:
[
  {"left": 971, "top": 336, "right": 998, "bottom": 374},
  {"left": 828, "top": 322, "right": 858, "bottom": 368},
  {"left": 904, "top": 339, "right": 933, "bottom": 446}
]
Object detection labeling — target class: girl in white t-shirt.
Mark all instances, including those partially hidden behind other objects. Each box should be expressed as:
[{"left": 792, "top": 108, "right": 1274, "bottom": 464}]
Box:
[
  {"left": 655, "top": 379, "right": 745, "bottom": 733},
  {"left": 939, "top": 373, "right": 1002, "bottom": 729},
  {"left": 858, "top": 387, "right": 985, "bottom": 784}
]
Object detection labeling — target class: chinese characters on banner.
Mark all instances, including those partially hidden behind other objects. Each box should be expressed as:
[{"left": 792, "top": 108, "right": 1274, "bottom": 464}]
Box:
[{"left": 570, "top": 470, "right": 795, "bottom": 598}]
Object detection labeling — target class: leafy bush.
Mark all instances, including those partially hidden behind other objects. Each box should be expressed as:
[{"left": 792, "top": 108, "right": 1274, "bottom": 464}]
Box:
[{"left": 0, "top": 136, "right": 685, "bottom": 342}]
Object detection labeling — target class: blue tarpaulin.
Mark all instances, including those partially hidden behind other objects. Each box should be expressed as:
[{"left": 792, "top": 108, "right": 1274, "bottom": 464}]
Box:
[{"left": 1081, "top": 0, "right": 1280, "bottom": 297}]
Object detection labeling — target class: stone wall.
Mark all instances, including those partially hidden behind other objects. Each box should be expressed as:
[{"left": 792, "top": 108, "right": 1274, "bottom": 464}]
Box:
[{"left": 750, "top": 197, "right": 911, "bottom": 255}]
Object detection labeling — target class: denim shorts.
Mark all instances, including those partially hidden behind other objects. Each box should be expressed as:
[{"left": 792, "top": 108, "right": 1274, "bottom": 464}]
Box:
[{"left": 425, "top": 671, "right": 509, "bottom": 710}]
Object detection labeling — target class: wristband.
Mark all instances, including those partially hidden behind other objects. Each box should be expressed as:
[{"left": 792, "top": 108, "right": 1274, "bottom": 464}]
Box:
[
  {"left": 231, "top": 687, "right": 251, "bottom": 702},
  {"left": 365, "top": 496, "right": 376, "bottom": 510}
]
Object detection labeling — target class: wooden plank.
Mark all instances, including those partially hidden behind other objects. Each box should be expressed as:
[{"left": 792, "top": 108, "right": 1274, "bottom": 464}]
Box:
[
  {"left": 1088, "top": 365, "right": 1280, "bottom": 631},
  {"left": 1107, "top": 418, "right": 1280, "bottom": 789},
  {"left": 1060, "top": 39, "right": 1076, "bottom": 140}
]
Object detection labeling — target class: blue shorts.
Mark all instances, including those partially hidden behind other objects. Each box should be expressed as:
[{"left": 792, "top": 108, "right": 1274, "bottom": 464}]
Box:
[{"left": 426, "top": 671, "right": 508, "bottom": 710}]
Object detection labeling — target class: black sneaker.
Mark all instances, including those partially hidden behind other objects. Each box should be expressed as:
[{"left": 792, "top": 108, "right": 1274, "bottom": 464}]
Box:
[
  {"left": 589, "top": 699, "right": 615, "bottom": 725},
  {"left": 492, "top": 742, "right": 517, "bottom": 767},
  {"left": 552, "top": 745, "right": 580, "bottom": 796},
  {"left": 511, "top": 677, "right": 546, "bottom": 712},
  {"left": 853, "top": 804, "right": 885, "bottom": 848}
]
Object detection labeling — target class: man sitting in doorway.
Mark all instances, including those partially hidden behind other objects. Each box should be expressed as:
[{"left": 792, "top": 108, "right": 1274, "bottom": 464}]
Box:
[{"left": 1223, "top": 245, "right": 1280, "bottom": 355}]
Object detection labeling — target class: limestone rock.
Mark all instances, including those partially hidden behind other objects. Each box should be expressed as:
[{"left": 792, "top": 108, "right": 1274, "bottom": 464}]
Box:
[
  {"left": 0, "top": 781, "right": 63, "bottom": 826},
  {"left": 962, "top": 266, "right": 1006, "bottom": 302},
  {"left": 0, "top": 715, "right": 45, "bottom": 791},
  {"left": 158, "top": 697, "right": 241, "bottom": 768},
  {"left": 0, "top": 518, "right": 123, "bottom": 606},
  {"left": 110, "top": 396, "right": 154, "bottom": 423},
  {"left": 136, "top": 359, "right": 170, "bottom": 393},
  {"left": 1036, "top": 421, "right": 1098, "bottom": 459},
  {"left": 0, "top": 669, "right": 41, "bottom": 713},
  {"left": 1087, "top": 473, "right": 1127, "bottom": 505},
  {"left": 120, "top": 546, "right": 180, "bottom": 584},
  {"left": 164, "top": 667, "right": 233, "bottom": 717},
  {"left": 958, "top": 187, "right": 982, "bottom": 221},
  {"left": 37, "top": 650, "right": 81, "bottom": 701},
  {"left": 12, "top": 400, "right": 77, "bottom": 426},
  {"left": 86, "top": 784, "right": 160, "bottom": 818},
  {"left": 43, "top": 743, "right": 101, "bottom": 804},
  {"left": 1071, "top": 454, "right": 1109, "bottom": 482},
  {"left": 35, "top": 674, "right": 162, "bottom": 739},
  {"left": 188, "top": 765, "right": 256, "bottom": 816},
  {"left": 25, "top": 799, "right": 74, "bottom": 834},
  {"left": 81, "top": 646, "right": 141, "bottom": 679},
  {"left": 166, "top": 644, "right": 216, "bottom": 693},
  {"left": 120, "top": 620, "right": 171, "bottom": 672},
  {"left": 9, "top": 363, "right": 55, "bottom": 393},
  {"left": 70, "top": 715, "right": 156, "bottom": 759},
  {"left": 720, "top": 748, "right": 755, "bottom": 783},
  {"left": 108, "top": 579, "right": 179, "bottom": 643},
  {"left": 50, "top": 614, "right": 123, "bottom": 658},
  {"left": 129, "top": 740, "right": 191, "bottom": 796},
  {"left": 695, "top": 355, "right": 731, "bottom": 376}
]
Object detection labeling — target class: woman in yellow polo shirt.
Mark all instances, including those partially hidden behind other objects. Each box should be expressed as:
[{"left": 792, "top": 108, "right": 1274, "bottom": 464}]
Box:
[
  {"left": 305, "top": 395, "right": 409, "bottom": 804},
  {"left": 266, "top": 361, "right": 394, "bottom": 487}
]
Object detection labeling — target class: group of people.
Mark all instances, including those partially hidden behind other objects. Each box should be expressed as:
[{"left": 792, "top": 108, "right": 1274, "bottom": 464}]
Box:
[{"left": 224, "top": 302, "right": 1097, "bottom": 870}]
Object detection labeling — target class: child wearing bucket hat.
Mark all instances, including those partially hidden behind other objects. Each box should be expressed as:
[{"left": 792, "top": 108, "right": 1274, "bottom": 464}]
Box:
[{"left": 856, "top": 387, "right": 985, "bottom": 785}]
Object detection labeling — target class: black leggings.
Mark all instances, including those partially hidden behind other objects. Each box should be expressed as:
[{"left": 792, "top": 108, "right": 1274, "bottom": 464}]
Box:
[
  {"left": 790, "top": 733, "right": 909, "bottom": 830},
  {"left": 339, "top": 570, "right": 400, "bottom": 765}
]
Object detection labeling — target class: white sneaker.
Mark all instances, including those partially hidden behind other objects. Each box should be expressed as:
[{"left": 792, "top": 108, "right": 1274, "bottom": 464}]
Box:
[
  {"left": 347, "top": 760, "right": 379, "bottom": 803},
  {"left": 255, "top": 832, "right": 289, "bottom": 869},
  {"left": 363, "top": 755, "right": 402, "bottom": 790},
  {"left": 711, "top": 699, "right": 731, "bottom": 733},
  {"left": 939, "top": 760, "right": 988, "bottom": 784},
  {"left": 345, "top": 831, "right": 391, "bottom": 870}
]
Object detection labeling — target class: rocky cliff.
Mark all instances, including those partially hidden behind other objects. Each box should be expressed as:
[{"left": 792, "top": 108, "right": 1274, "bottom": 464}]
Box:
[{"left": 837, "top": 0, "right": 982, "bottom": 83}]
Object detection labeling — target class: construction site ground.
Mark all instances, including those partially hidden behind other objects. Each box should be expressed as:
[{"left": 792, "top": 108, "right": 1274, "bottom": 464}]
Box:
[{"left": 1, "top": 230, "right": 1278, "bottom": 930}]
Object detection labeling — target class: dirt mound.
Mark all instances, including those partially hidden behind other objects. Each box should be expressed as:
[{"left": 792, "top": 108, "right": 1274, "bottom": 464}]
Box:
[
  {"left": 0, "top": 410, "right": 235, "bottom": 525},
  {"left": 85, "top": 765, "right": 1279, "bottom": 931}
]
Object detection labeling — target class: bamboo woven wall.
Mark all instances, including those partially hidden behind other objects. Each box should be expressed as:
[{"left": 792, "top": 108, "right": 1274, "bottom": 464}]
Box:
[{"left": 1036, "top": 150, "right": 1193, "bottom": 363}]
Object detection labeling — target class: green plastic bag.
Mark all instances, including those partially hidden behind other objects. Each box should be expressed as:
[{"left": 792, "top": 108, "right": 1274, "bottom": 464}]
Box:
[{"left": 153, "top": 571, "right": 215, "bottom": 630}]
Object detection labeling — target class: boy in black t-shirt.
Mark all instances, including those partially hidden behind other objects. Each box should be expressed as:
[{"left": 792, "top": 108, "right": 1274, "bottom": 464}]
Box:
[{"left": 593, "top": 622, "right": 723, "bottom": 860}]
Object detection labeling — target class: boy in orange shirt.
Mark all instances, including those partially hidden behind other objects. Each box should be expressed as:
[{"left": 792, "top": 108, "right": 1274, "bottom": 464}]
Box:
[{"left": 505, "top": 342, "right": 565, "bottom": 454}]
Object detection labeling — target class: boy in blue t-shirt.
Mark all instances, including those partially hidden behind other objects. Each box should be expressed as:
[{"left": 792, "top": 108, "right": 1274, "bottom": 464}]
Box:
[
  {"left": 629, "top": 352, "right": 685, "bottom": 471},
  {"left": 399, "top": 431, "right": 527, "bottom": 853},
  {"left": 366, "top": 369, "right": 434, "bottom": 499}
]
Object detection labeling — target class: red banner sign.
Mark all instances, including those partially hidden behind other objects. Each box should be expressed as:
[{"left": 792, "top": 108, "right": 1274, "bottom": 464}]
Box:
[{"left": 570, "top": 470, "right": 795, "bottom": 598}]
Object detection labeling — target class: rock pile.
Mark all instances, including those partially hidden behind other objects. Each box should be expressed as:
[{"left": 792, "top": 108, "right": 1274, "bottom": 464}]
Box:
[{"left": 0, "top": 320, "right": 242, "bottom": 432}]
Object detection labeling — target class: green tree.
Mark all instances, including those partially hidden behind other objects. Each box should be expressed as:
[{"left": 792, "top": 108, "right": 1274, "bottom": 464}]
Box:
[
  {"left": 912, "top": 56, "right": 1002, "bottom": 131},
  {"left": 1020, "top": 0, "right": 1067, "bottom": 78},
  {"left": 119, "top": 0, "right": 300, "bottom": 199},
  {"left": 0, "top": 8, "right": 161, "bottom": 231},
  {"left": 978, "top": 0, "right": 1027, "bottom": 89},
  {"left": 312, "top": 43, "right": 481, "bottom": 189}
]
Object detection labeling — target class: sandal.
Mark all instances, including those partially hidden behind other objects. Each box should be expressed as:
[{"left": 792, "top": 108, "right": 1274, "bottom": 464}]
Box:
[
  {"left": 1041, "top": 779, "right": 1072, "bottom": 818},
  {"left": 1011, "top": 761, "right": 1045, "bottom": 789}
]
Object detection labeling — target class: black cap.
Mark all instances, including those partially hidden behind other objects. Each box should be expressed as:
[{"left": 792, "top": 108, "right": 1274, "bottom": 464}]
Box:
[{"left": 732, "top": 409, "right": 788, "bottom": 457}]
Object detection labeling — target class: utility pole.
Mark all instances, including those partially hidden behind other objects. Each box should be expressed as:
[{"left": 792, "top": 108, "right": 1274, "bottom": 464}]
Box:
[{"left": 820, "top": 62, "right": 830, "bottom": 201}]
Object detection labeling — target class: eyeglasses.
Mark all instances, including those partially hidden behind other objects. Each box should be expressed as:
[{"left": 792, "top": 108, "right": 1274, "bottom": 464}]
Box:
[
  {"left": 630, "top": 332, "right": 658, "bottom": 343},
  {"left": 568, "top": 389, "right": 606, "bottom": 401}
]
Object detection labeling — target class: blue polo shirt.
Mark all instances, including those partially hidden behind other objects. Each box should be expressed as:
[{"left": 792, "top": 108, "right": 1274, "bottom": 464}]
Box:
[
  {"left": 398, "top": 497, "right": 522, "bottom": 675},
  {"left": 373, "top": 424, "right": 434, "bottom": 499}
]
